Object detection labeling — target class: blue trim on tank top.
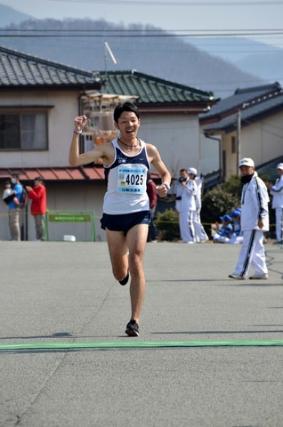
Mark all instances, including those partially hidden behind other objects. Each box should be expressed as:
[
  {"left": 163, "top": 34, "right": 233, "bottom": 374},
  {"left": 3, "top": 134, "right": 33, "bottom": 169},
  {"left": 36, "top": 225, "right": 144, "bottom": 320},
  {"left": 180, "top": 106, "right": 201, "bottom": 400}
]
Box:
[{"left": 107, "top": 145, "right": 150, "bottom": 170}]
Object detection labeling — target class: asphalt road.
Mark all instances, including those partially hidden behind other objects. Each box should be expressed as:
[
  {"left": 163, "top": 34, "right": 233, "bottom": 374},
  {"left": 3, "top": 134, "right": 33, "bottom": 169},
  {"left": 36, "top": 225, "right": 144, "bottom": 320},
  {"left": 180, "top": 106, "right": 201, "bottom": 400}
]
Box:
[{"left": 0, "top": 241, "right": 282, "bottom": 427}]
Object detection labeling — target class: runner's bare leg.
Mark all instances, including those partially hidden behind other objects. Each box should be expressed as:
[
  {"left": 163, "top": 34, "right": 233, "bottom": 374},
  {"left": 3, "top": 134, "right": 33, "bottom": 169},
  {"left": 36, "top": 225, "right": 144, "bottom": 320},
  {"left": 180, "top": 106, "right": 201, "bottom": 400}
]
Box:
[
  {"left": 106, "top": 230, "right": 129, "bottom": 282},
  {"left": 126, "top": 224, "right": 148, "bottom": 323},
  {"left": 106, "top": 224, "right": 148, "bottom": 323}
]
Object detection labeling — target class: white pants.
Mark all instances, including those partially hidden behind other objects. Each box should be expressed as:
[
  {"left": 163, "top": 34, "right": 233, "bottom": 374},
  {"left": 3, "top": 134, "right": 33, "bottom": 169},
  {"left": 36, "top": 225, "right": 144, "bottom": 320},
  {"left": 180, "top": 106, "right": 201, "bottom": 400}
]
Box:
[
  {"left": 275, "top": 208, "right": 283, "bottom": 242},
  {"left": 179, "top": 210, "right": 195, "bottom": 242},
  {"left": 233, "top": 229, "right": 268, "bottom": 278},
  {"left": 193, "top": 209, "right": 208, "bottom": 242}
]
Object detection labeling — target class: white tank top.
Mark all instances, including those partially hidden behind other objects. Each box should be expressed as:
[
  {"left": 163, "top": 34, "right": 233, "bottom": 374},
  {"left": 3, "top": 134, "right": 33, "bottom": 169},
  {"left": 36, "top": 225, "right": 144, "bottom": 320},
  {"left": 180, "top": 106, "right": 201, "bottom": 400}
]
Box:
[{"left": 103, "top": 139, "right": 150, "bottom": 214}]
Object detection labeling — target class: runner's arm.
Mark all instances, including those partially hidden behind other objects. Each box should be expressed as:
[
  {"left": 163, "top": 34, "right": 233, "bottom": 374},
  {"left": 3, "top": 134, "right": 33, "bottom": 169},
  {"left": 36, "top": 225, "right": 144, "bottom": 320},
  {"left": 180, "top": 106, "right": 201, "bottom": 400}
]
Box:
[
  {"left": 148, "top": 144, "right": 171, "bottom": 197},
  {"left": 69, "top": 115, "right": 107, "bottom": 166}
]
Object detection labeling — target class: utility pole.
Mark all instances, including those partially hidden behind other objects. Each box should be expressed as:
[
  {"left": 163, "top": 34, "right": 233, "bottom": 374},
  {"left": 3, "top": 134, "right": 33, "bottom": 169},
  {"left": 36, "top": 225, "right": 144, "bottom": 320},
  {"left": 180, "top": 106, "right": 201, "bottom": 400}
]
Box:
[{"left": 236, "top": 108, "right": 241, "bottom": 176}]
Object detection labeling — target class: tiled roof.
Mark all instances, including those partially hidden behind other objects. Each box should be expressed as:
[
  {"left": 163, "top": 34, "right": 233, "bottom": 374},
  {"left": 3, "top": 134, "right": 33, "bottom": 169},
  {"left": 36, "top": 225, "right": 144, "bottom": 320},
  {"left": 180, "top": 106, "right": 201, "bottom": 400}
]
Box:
[
  {"left": 0, "top": 167, "right": 105, "bottom": 181},
  {"left": 200, "top": 82, "right": 281, "bottom": 122},
  {"left": 100, "top": 70, "right": 214, "bottom": 107},
  {"left": 0, "top": 45, "right": 101, "bottom": 89},
  {"left": 204, "top": 91, "right": 283, "bottom": 133}
]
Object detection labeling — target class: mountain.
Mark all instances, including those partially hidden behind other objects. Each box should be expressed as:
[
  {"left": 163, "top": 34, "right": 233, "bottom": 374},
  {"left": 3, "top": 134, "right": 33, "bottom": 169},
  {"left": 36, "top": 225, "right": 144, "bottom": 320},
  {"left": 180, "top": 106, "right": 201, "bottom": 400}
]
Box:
[
  {"left": 0, "top": 3, "right": 33, "bottom": 26},
  {"left": 236, "top": 49, "right": 283, "bottom": 84},
  {"left": 188, "top": 37, "right": 282, "bottom": 85},
  {"left": 1, "top": 18, "right": 263, "bottom": 97}
]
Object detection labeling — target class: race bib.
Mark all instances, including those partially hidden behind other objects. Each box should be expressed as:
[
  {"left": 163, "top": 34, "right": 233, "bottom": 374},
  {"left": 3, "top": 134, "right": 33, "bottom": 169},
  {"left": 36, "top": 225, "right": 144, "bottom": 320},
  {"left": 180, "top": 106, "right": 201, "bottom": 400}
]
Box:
[{"left": 117, "top": 164, "right": 147, "bottom": 194}]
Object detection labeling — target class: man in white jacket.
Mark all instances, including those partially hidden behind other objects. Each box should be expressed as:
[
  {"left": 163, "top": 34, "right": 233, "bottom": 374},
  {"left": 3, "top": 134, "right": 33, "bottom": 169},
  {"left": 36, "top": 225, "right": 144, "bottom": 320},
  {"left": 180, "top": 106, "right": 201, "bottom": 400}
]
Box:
[
  {"left": 269, "top": 163, "right": 283, "bottom": 243},
  {"left": 229, "top": 157, "right": 269, "bottom": 280},
  {"left": 188, "top": 167, "right": 208, "bottom": 243},
  {"left": 178, "top": 169, "right": 197, "bottom": 243}
]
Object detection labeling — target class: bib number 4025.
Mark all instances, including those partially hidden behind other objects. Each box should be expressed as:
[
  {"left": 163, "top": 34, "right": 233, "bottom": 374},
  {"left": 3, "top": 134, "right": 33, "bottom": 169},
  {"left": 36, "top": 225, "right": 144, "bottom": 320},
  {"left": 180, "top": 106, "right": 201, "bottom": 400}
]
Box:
[{"left": 125, "top": 174, "right": 144, "bottom": 186}]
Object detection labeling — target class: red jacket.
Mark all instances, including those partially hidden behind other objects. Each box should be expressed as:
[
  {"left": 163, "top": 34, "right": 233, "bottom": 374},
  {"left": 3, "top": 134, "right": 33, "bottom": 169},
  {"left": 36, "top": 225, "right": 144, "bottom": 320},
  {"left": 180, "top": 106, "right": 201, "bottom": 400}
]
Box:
[{"left": 27, "top": 184, "right": 47, "bottom": 215}]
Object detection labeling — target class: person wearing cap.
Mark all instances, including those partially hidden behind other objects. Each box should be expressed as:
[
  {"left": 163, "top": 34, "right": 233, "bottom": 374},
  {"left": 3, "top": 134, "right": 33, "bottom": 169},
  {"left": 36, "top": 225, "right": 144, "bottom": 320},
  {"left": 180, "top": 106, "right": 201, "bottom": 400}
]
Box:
[
  {"left": 177, "top": 168, "right": 197, "bottom": 243},
  {"left": 188, "top": 167, "right": 209, "bottom": 243},
  {"left": 269, "top": 163, "right": 283, "bottom": 244},
  {"left": 229, "top": 157, "right": 269, "bottom": 280},
  {"left": 213, "top": 214, "right": 233, "bottom": 243},
  {"left": 229, "top": 208, "right": 243, "bottom": 244}
]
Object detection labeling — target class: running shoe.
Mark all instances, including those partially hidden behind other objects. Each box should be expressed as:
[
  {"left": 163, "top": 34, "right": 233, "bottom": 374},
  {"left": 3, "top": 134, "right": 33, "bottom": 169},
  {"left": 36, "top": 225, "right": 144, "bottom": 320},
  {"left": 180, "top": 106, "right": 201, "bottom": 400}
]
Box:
[
  {"left": 125, "top": 319, "right": 139, "bottom": 337},
  {"left": 119, "top": 273, "right": 129, "bottom": 286}
]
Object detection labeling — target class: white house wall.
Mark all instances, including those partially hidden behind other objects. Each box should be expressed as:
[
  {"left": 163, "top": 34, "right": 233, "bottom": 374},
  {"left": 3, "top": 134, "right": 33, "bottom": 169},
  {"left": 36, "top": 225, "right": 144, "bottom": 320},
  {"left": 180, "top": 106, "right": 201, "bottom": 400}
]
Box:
[
  {"left": 139, "top": 114, "right": 201, "bottom": 178},
  {"left": 0, "top": 90, "right": 79, "bottom": 167}
]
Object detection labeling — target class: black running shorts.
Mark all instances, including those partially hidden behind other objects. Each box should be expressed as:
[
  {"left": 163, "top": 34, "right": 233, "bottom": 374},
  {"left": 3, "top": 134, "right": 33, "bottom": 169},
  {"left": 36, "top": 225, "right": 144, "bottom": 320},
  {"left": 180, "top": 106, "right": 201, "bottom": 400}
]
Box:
[{"left": 100, "top": 210, "right": 151, "bottom": 235}]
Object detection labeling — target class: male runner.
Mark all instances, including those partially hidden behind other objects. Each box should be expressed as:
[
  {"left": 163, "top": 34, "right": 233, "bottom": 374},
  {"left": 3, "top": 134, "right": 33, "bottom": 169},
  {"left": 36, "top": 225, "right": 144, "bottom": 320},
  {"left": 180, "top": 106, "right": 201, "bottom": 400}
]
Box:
[{"left": 69, "top": 102, "right": 171, "bottom": 336}]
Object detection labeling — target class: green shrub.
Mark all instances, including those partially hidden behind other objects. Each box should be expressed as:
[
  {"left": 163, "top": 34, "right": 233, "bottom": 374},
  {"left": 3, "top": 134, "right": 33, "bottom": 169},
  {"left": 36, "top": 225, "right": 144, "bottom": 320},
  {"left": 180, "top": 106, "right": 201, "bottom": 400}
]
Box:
[
  {"left": 202, "top": 175, "right": 241, "bottom": 224},
  {"left": 221, "top": 175, "right": 242, "bottom": 197},
  {"left": 155, "top": 209, "right": 179, "bottom": 241}
]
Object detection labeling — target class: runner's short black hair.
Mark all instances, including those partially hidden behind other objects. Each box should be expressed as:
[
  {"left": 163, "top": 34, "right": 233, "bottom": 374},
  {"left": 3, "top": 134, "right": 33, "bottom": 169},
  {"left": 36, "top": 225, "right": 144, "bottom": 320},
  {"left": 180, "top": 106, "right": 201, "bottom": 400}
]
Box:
[{"left": 113, "top": 102, "right": 140, "bottom": 122}]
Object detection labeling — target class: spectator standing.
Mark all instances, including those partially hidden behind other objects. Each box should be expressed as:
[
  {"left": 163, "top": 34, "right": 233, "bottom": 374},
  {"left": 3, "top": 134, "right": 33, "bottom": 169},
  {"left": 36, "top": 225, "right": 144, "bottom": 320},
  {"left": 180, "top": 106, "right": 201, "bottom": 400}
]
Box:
[
  {"left": 229, "top": 158, "right": 269, "bottom": 280},
  {"left": 174, "top": 168, "right": 185, "bottom": 214},
  {"left": 178, "top": 169, "right": 197, "bottom": 243},
  {"left": 269, "top": 163, "right": 283, "bottom": 243},
  {"left": 6, "top": 174, "right": 25, "bottom": 241},
  {"left": 188, "top": 167, "right": 208, "bottom": 243},
  {"left": 146, "top": 174, "right": 158, "bottom": 242},
  {"left": 26, "top": 177, "right": 47, "bottom": 241}
]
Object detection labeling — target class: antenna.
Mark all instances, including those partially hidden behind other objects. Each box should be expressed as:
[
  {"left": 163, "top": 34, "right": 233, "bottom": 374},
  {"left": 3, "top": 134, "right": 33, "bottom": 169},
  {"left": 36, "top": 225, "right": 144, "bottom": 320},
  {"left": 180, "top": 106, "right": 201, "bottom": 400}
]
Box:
[{"left": 104, "top": 41, "right": 118, "bottom": 66}]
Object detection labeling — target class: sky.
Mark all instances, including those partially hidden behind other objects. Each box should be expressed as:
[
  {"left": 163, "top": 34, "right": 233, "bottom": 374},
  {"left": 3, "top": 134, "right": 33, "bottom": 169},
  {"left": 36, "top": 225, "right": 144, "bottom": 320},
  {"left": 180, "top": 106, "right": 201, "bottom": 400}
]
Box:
[{"left": 1, "top": 0, "right": 282, "bottom": 49}]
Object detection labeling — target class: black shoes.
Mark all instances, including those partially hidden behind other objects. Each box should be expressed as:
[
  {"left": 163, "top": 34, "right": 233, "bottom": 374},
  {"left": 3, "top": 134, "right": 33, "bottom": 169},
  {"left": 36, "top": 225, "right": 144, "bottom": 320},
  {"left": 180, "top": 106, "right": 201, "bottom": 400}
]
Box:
[
  {"left": 125, "top": 319, "right": 139, "bottom": 337},
  {"left": 119, "top": 273, "right": 129, "bottom": 286}
]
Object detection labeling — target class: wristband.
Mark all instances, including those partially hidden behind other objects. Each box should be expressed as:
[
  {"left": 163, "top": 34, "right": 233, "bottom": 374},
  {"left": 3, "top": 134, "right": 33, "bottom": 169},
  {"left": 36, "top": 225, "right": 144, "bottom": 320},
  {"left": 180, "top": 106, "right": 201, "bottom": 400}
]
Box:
[{"left": 73, "top": 129, "right": 82, "bottom": 135}]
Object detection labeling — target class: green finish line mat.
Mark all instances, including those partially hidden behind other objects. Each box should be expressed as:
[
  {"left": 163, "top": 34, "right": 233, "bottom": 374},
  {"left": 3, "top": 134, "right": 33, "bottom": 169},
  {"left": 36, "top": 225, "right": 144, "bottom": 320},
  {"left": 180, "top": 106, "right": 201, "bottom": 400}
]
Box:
[{"left": 1, "top": 339, "right": 283, "bottom": 352}]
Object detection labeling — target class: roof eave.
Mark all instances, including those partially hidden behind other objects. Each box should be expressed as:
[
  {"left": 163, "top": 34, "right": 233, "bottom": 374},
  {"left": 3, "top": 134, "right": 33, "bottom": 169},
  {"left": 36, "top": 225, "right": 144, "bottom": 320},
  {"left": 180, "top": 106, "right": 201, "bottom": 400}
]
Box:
[
  {"left": 138, "top": 101, "right": 213, "bottom": 113},
  {"left": 0, "top": 83, "right": 102, "bottom": 91}
]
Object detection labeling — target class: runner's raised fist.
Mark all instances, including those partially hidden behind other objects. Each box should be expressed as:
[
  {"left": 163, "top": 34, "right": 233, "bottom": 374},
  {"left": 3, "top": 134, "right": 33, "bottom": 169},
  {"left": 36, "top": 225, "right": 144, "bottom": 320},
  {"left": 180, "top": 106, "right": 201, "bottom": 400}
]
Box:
[{"left": 74, "top": 115, "right": 88, "bottom": 131}]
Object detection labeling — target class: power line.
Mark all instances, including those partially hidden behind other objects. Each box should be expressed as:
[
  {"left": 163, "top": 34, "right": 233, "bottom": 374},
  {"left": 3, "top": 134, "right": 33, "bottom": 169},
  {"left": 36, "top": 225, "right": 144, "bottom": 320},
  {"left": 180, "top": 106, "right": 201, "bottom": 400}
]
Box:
[
  {"left": 1, "top": 28, "right": 283, "bottom": 32},
  {"left": 46, "top": 0, "right": 283, "bottom": 5},
  {"left": 1, "top": 31, "right": 283, "bottom": 38}
]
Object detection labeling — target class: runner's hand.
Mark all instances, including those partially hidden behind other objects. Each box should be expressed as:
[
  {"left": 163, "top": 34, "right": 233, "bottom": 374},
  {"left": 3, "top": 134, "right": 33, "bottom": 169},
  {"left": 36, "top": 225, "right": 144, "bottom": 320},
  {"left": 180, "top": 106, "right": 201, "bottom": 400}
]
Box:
[
  {"left": 74, "top": 115, "right": 88, "bottom": 132},
  {"left": 258, "top": 218, "right": 264, "bottom": 229},
  {"left": 156, "top": 184, "right": 169, "bottom": 198}
]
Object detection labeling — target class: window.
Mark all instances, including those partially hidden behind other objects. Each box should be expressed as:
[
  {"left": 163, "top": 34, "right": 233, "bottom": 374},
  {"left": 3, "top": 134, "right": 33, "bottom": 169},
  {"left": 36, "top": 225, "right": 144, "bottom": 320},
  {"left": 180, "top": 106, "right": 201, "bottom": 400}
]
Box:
[{"left": 0, "top": 111, "right": 48, "bottom": 150}]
